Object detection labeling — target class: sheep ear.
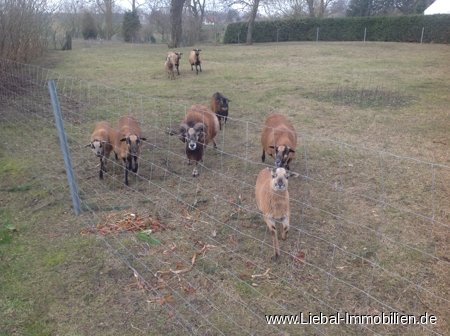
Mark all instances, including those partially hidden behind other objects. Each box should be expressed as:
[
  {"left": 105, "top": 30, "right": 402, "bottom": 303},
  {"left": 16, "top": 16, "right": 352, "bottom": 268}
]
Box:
[
  {"left": 120, "top": 137, "right": 127, "bottom": 142},
  {"left": 268, "top": 145, "right": 275, "bottom": 149},
  {"left": 85, "top": 143, "right": 92, "bottom": 148},
  {"left": 289, "top": 148, "right": 295, "bottom": 153},
  {"left": 178, "top": 124, "right": 188, "bottom": 142},
  {"left": 288, "top": 171, "right": 300, "bottom": 178},
  {"left": 140, "top": 137, "right": 147, "bottom": 141}
]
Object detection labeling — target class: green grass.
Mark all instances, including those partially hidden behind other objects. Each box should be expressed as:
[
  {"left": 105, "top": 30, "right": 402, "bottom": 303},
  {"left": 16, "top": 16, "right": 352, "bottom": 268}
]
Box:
[{"left": 1, "top": 40, "right": 448, "bottom": 335}]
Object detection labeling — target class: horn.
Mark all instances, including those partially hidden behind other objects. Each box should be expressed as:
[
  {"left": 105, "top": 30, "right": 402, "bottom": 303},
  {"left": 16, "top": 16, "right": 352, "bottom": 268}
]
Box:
[
  {"left": 178, "top": 123, "right": 189, "bottom": 142},
  {"left": 193, "top": 122, "right": 206, "bottom": 133}
]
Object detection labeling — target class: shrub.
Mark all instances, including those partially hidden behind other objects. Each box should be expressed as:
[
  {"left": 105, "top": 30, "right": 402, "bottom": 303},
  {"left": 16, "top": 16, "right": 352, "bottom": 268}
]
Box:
[
  {"left": 122, "top": 10, "right": 141, "bottom": 43},
  {"left": 224, "top": 15, "right": 450, "bottom": 44},
  {"left": 82, "top": 11, "right": 98, "bottom": 40}
]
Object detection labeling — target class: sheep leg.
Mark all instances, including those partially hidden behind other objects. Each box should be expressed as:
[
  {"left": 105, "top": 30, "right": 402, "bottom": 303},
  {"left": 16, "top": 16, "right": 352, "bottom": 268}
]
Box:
[
  {"left": 213, "top": 140, "right": 217, "bottom": 149},
  {"left": 281, "top": 216, "right": 289, "bottom": 241},
  {"left": 123, "top": 159, "right": 129, "bottom": 186},
  {"left": 261, "top": 150, "right": 266, "bottom": 162},
  {"left": 199, "top": 63, "right": 202, "bottom": 73},
  {"left": 265, "top": 215, "right": 280, "bottom": 260},
  {"left": 195, "top": 65, "right": 198, "bottom": 75},
  {"left": 192, "top": 162, "right": 199, "bottom": 177},
  {"left": 99, "top": 157, "right": 104, "bottom": 180}
]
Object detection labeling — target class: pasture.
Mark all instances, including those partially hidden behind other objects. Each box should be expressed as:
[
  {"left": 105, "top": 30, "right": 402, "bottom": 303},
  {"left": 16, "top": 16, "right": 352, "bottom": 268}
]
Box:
[{"left": 1, "top": 40, "right": 449, "bottom": 335}]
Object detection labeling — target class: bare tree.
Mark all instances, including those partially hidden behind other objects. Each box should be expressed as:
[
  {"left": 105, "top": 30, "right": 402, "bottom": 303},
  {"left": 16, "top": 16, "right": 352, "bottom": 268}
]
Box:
[
  {"left": 0, "top": 0, "right": 52, "bottom": 61},
  {"left": 246, "top": 0, "right": 260, "bottom": 44},
  {"left": 169, "top": 0, "right": 186, "bottom": 47},
  {"left": 185, "top": 0, "right": 206, "bottom": 44},
  {"left": 225, "top": 0, "right": 262, "bottom": 44},
  {"left": 263, "top": 0, "right": 339, "bottom": 18},
  {"left": 149, "top": 8, "right": 171, "bottom": 41},
  {"left": 96, "top": 0, "right": 115, "bottom": 39}
]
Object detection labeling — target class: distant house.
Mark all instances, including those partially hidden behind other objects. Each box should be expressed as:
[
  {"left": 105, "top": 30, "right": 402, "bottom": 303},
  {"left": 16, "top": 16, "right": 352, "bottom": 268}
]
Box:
[{"left": 424, "top": 0, "right": 450, "bottom": 15}]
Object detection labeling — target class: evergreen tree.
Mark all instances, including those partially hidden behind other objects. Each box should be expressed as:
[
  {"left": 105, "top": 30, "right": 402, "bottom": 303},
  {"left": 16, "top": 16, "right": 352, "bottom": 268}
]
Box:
[
  {"left": 122, "top": 10, "right": 141, "bottom": 42},
  {"left": 82, "top": 11, "right": 98, "bottom": 39}
]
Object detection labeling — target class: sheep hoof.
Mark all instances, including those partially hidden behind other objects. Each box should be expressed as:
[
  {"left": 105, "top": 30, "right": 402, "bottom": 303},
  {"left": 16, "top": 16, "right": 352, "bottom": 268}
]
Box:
[
  {"left": 271, "top": 254, "right": 280, "bottom": 262},
  {"left": 192, "top": 169, "right": 199, "bottom": 177}
]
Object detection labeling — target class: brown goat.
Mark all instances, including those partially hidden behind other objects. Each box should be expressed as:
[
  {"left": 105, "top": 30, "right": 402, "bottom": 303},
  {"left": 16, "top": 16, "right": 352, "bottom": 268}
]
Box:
[
  {"left": 178, "top": 104, "right": 219, "bottom": 177},
  {"left": 113, "top": 116, "right": 146, "bottom": 186},
  {"left": 261, "top": 113, "right": 297, "bottom": 170},
  {"left": 86, "top": 121, "right": 116, "bottom": 179},
  {"left": 255, "top": 167, "right": 290, "bottom": 260},
  {"left": 210, "top": 92, "right": 230, "bottom": 130},
  {"left": 166, "top": 52, "right": 182, "bottom": 79},
  {"left": 188, "top": 48, "right": 202, "bottom": 75}
]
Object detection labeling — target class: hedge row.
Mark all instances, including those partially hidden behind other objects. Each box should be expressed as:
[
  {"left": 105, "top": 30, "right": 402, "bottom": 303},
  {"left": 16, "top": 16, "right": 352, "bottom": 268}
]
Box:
[{"left": 223, "top": 15, "right": 450, "bottom": 44}]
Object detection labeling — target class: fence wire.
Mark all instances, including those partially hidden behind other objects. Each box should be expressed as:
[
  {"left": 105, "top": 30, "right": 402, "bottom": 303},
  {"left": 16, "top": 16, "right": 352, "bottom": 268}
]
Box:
[{"left": 0, "top": 59, "right": 449, "bottom": 335}]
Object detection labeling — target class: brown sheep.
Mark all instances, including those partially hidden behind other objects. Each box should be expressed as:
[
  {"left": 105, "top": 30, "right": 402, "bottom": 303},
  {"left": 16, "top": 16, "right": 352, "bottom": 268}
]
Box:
[
  {"left": 255, "top": 167, "right": 290, "bottom": 260},
  {"left": 86, "top": 121, "right": 116, "bottom": 179},
  {"left": 189, "top": 48, "right": 202, "bottom": 75},
  {"left": 113, "top": 116, "right": 146, "bottom": 186},
  {"left": 165, "top": 56, "right": 175, "bottom": 80},
  {"left": 166, "top": 52, "right": 182, "bottom": 79},
  {"left": 178, "top": 104, "right": 219, "bottom": 177},
  {"left": 210, "top": 92, "right": 230, "bottom": 130},
  {"left": 261, "top": 113, "right": 297, "bottom": 170}
]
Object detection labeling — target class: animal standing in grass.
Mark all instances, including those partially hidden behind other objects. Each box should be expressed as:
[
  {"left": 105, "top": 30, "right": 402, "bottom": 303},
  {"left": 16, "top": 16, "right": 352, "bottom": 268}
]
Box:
[
  {"left": 86, "top": 121, "right": 116, "bottom": 179},
  {"left": 165, "top": 51, "right": 182, "bottom": 79},
  {"left": 189, "top": 48, "right": 202, "bottom": 75},
  {"left": 255, "top": 167, "right": 291, "bottom": 260},
  {"left": 113, "top": 116, "right": 146, "bottom": 185},
  {"left": 261, "top": 113, "right": 297, "bottom": 170},
  {"left": 178, "top": 104, "right": 219, "bottom": 177},
  {"left": 210, "top": 92, "right": 230, "bottom": 130}
]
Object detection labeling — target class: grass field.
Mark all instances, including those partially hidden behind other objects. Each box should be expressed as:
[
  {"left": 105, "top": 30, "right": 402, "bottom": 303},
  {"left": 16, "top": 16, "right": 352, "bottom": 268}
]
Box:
[{"left": 1, "top": 40, "right": 449, "bottom": 335}]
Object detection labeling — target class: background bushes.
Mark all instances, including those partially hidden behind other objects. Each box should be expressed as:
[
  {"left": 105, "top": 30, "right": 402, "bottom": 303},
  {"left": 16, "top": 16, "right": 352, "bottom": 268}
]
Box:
[{"left": 224, "top": 15, "right": 450, "bottom": 44}]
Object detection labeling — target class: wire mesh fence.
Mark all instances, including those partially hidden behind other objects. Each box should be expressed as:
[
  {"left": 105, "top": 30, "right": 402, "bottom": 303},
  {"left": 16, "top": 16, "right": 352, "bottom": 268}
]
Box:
[{"left": 0, "top": 58, "right": 449, "bottom": 335}]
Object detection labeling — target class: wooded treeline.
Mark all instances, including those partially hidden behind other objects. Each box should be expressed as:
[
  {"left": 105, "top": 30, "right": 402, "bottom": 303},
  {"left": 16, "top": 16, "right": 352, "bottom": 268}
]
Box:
[{"left": 0, "top": 0, "right": 436, "bottom": 61}]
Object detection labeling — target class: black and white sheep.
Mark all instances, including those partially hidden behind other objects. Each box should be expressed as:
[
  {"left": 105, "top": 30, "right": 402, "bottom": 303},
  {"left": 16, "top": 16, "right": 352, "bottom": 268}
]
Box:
[{"left": 178, "top": 104, "right": 219, "bottom": 177}]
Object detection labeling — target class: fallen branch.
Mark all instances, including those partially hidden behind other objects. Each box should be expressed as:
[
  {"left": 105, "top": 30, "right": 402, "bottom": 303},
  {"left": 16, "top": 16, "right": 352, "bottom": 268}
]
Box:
[
  {"left": 251, "top": 268, "right": 271, "bottom": 279},
  {"left": 155, "top": 244, "right": 217, "bottom": 277}
]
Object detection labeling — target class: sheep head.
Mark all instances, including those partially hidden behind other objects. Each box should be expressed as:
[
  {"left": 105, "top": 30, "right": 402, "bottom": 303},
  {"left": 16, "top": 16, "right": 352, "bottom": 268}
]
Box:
[
  {"left": 87, "top": 139, "right": 106, "bottom": 158},
  {"left": 270, "top": 167, "right": 289, "bottom": 192},
  {"left": 269, "top": 145, "right": 295, "bottom": 168},
  {"left": 179, "top": 122, "right": 206, "bottom": 151},
  {"left": 217, "top": 96, "right": 229, "bottom": 115},
  {"left": 120, "top": 134, "right": 146, "bottom": 173}
]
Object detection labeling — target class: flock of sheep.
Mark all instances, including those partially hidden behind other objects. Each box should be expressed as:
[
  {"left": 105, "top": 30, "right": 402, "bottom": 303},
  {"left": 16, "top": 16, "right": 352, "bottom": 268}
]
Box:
[{"left": 87, "top": 50, "right": 299, "bottom": 260}]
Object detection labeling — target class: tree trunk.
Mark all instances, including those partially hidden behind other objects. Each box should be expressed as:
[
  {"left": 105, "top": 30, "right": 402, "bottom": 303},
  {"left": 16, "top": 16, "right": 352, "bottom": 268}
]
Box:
[
  {"left": 105, "top": 0, "right": 113, "bottom": 40},
  {"left": 306, "top": 0, "right": 315, "bottom": 17},
  {"left": 169, "top": 0, "right": 185, "bottom": 48},
  {"left": 246, "top": 0, "right": 260, "bottom": 45}
]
